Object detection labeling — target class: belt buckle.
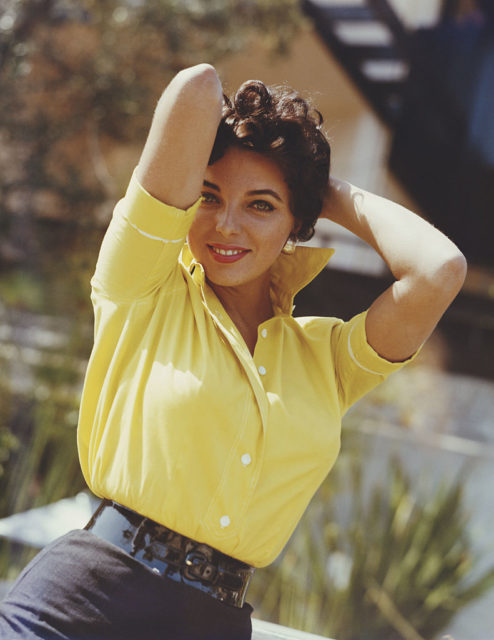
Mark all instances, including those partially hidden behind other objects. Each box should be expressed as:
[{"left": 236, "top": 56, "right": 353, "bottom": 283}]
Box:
[{"left": 184, "top": 550, "right": 217, "bottom": 583}]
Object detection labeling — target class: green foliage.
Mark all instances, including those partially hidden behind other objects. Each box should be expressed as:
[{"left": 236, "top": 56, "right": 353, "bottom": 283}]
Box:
[
  {"left": 0, "top": 301, "right": 89, "bottom": 580},
  {"left": 0, "top": 0, "right": 303, "bottom": 227},
  {"left": 250, "top": 445, "right": 494, "bottom": 640},
  {"left": 0, "top": 270, "right": 46, "bottom": 312},
  {"left": 0, "top": 380, "right": 86, "bottom": 579},
  {"left": 0, "top": 385, "right": 85, "bottom": 517}
]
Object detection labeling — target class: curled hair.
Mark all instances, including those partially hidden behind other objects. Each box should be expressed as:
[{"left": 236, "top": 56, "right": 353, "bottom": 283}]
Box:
[{"left": 209, "top": 80, "right": 331, "bottom": 241}]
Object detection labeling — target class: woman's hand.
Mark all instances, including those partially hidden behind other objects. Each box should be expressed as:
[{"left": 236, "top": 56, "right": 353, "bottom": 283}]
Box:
[
  {"left": 136, "top": 64, "right": 223, "bottom": 209},
  {"left": 320, "top": 177, "right": 467, "bottom": 362}
]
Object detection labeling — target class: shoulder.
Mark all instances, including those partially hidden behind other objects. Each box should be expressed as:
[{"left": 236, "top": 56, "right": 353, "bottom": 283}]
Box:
[
  {"left": 293, "top": 315, "right": 343, "bottom": 336},
  {"left": 294, "top": 310, "right": 419, "bottom": 376}
]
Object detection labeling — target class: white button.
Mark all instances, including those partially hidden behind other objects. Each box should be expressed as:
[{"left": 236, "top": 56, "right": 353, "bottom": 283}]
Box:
[
  {"left": 258, "top": 366, "right": 266, "bottom": 376},
  {"left": 220, "top": 515, "right": 231, "bottom": 528},
  {"left": 261, "top": 328, "right": 268, "bottom": 338},
  {"left": 241, "top": 453, "right": 252, "bottom": 466}
]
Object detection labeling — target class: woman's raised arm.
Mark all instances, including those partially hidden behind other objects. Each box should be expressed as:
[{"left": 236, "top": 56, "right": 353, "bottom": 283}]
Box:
[
  {"left": 321, "top": 178, "right": 467, "bottom": 363},
  {"left": 90, "top": 65, "right": 223, "bottom": 301},
  {"left": 136, "top": 63, "right": 223, "bottom": 209}
]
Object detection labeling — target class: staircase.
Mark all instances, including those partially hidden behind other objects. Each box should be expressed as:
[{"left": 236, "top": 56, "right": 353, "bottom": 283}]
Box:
[
  {"left": 301, "top": 0, "right": 411, "bottom": 125},
  {"left": 302, "top": 0, "right": 494, "bottom": 271}
]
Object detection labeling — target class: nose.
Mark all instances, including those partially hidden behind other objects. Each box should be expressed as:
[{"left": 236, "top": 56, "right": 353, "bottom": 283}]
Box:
[{"left": 215, "top": 205, "right": 241, "bottom": 237}]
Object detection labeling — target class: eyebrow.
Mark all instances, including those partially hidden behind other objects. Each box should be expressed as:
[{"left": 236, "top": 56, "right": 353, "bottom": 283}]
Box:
[
  {"left": 203, "top": 180, "right": 220, "bottom": 192},
  {"left": 247, "top": 189, "right": 283, "bottom": 202},
  {"left": 202, "top": 181, "right": 283, "bottom": 203}
]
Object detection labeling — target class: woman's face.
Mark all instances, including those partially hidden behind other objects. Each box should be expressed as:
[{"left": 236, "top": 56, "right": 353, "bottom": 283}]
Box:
[{"left": 188, "top": 146, "right": 297, "bottom": 292}]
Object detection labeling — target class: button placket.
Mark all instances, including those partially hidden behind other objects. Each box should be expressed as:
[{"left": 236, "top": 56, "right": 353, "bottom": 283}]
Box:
[
  {"left": 256, "top": 322, "right": 273, "bottom": 380},
  {"left": 203, "top": 396, "right": 262, "bottom": 538},
  {"left": 241, "top": 453, "right": 252, "bottom": 466}
]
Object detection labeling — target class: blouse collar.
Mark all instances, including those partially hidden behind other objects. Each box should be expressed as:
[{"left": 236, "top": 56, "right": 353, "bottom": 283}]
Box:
[{"left": 180, "top": 244, "right": 335, "bottom": 316}]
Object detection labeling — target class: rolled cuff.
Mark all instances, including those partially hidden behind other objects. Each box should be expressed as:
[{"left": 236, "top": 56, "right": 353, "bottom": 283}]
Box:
[
  {"left": 120, "top": 169, "right": 201, "bottom": 242},
  {"left": 347, "top": 311, "right": 421, "bottom": 377}
]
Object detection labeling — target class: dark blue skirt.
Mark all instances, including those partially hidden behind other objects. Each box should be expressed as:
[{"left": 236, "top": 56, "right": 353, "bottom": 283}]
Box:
[{"left": 0, "top": 530, "right": 253, "bottom": 639}]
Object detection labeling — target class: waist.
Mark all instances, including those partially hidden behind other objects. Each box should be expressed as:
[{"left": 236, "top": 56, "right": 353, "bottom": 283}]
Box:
[{"left": 84, "top": 499, "right": 255, "bottom": 608}]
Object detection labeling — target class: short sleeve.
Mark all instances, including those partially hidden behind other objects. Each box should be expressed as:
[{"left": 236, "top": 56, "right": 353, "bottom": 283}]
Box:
[
  {"left": 331, "top": 310, "right": 420, "bottom": 414},
  {"left": 91, "top": 169, "right": 201, "bottom": 301}
]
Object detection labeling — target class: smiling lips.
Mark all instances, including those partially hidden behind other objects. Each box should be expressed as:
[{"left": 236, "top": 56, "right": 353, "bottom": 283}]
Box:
[{"left": 207, "top": 244, "right": 250, "bottom": 263}]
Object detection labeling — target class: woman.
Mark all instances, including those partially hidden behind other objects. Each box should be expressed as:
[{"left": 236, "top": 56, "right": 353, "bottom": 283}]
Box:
[{"left": 0, "top": 64, "right": 466, "bottom": 639}]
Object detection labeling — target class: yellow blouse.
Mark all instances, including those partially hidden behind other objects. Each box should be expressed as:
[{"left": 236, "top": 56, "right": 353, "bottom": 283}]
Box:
[{"left": 78, "top": 170, "right": 416, "bottom": 568}]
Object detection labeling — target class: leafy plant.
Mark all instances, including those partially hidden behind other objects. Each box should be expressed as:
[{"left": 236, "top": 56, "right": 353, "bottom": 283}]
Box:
[
  {"left": 250, "top": 446, "right": 494, "bottom": 640},
  {"left": 0, "top": 339, "right": 86, "bottom": 580},
  {"left": 0, "top": 0, "right": 304, "bottom": 232}
]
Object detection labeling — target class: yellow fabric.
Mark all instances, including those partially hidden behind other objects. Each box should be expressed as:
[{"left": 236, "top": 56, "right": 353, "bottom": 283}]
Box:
[{"left": 78, "top": 170, "right": 417, "bottom": 568}]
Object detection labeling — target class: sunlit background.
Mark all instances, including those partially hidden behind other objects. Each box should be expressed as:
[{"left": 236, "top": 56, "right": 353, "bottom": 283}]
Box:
[{"left": 1, "top": 1, "right": 493, "bottom": 639}]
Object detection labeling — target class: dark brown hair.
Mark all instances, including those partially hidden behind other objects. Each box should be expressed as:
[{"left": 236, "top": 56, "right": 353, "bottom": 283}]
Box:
[{"left": 209, "top": 80, "right": 331, "bottom": 241}]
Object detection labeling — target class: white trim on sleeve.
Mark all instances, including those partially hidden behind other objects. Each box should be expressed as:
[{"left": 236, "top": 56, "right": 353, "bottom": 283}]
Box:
[
  {"left": 347, "top": 324, "right": 382, "bottom": 376},
  {"left": 128, "top": 220, "right": 185, "bottom": 244}
]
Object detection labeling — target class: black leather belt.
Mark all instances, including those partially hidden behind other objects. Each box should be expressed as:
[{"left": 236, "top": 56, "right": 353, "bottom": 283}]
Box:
[{"left": 84, "top": 500, "right": 255, "bottom": 608}]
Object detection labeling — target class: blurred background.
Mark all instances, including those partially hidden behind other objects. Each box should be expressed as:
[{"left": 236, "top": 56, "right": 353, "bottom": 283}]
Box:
[{"left": 1, "top": 1, "right": 494, "bottom": 638}]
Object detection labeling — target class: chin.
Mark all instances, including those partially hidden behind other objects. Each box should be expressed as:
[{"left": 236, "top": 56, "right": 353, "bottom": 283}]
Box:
[{"left": 206, "top": 272, "right": 247, "bottom": 288}]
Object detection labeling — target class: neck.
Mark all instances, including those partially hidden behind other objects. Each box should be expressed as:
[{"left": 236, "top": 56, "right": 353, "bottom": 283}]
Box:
[{"left": 209, "top": 277, "right": 274, "bottom": 353}]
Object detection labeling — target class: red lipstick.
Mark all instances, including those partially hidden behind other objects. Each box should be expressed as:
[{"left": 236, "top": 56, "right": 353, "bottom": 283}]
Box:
[{"left": 207, "top": 244, "right": 250, "bottom": 264}]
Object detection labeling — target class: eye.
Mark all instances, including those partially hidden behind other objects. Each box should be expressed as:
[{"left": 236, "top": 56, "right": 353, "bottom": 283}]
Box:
[
  {"left": 251, "top": 200, "right": 275, "bottom": 212},
  {"left": 201, "top": 192, "right": 219, "bottom": 204}
]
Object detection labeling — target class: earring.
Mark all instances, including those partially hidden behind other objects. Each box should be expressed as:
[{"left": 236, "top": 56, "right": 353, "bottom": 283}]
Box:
[{"left": 282, "top": 239, "right": 296, "bottom": 255}]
